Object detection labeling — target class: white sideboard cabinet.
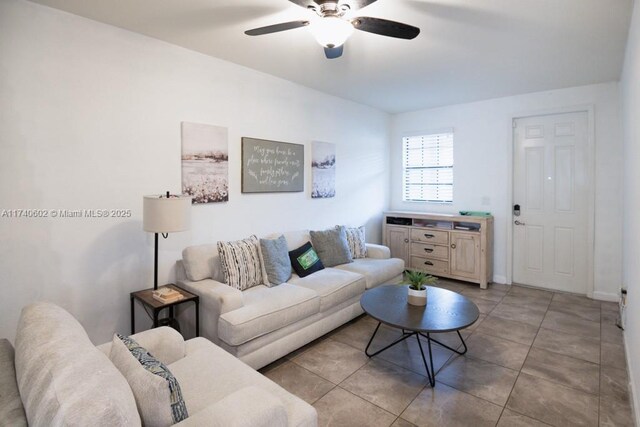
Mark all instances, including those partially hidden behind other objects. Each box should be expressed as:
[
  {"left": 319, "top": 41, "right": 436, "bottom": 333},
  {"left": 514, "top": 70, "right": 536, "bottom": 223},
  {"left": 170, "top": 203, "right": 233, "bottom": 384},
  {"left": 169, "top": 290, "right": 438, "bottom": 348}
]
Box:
[{"left": 383, "top": 211, "right": 494, "bottom": 289}]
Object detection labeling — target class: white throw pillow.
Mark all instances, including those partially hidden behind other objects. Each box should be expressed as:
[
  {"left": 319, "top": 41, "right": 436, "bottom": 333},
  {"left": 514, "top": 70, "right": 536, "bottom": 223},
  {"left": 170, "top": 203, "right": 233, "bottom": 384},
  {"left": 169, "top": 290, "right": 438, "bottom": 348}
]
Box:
[
  {"left": 218, "top": 235, "right": 267, "bottom": 290},
  {"left": 345, "top": 226, "right": 368, "bottom": 259},
  {"left": 109, "top": 334, "right": 188, "bottom": 427}
]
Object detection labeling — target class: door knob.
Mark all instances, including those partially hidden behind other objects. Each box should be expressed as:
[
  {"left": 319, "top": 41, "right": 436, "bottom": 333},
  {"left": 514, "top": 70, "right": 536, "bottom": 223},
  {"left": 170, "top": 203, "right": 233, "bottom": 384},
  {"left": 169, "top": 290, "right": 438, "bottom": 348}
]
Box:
[
  {"left": 514, "top": 220, "right": 526, "bottom": 226},
  {"left": 404, "top": 238, "right": 409, "bottom": 243},
  {"left": 451, "top": 243, "right": 456, "bottom": 249}
]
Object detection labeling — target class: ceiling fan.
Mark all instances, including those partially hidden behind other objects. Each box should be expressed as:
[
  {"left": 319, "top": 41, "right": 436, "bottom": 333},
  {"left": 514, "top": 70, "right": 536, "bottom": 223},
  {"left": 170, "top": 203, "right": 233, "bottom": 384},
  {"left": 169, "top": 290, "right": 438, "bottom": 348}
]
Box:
[{"left": 245, "top": 0, "right": 420, "bottom": 59}]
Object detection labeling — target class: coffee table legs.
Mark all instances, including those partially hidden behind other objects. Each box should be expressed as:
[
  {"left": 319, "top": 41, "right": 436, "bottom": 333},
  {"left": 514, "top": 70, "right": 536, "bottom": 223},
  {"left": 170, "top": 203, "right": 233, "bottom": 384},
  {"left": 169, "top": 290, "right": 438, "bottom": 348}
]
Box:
[
  {"left": 414, "top": 333, "right": 435, "bottom": 386},
  {"left": 365, "top": 323, "right": 415, "bottom": 358},
  {"left": 420, "top": 331, "right": 468, "bottom": 356},
  {"left": 364, "top": 323, "right": 469, "bottom": 387}
]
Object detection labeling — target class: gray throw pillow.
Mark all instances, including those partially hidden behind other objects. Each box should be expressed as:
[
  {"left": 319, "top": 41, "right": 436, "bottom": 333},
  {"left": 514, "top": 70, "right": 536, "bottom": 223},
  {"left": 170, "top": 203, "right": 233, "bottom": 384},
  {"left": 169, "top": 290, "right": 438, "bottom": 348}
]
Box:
[
  {"left": 260, "top": 236, "right": 292, "bottom": 286},
  {"left": 310, "top": 225, "right": 353, "bottom": 267}
]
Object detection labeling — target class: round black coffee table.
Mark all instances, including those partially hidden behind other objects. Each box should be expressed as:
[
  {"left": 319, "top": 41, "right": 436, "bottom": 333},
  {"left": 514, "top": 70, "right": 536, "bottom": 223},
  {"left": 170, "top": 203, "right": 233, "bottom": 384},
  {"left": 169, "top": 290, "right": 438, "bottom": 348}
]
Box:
[{"left": 360, "top": 284, "right": 480, "bottom": 386}]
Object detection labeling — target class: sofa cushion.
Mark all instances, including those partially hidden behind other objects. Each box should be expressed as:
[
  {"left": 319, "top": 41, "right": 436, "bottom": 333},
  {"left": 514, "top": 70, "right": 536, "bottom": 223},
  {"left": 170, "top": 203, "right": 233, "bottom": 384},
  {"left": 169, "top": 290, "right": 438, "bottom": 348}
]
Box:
[
  {"left": 310, "top": 225, "right": 353, "bottom": 267},
  {"left": 288, "top": 268, "right": 366, "bottom": 312},
  {"left": 345, "top": 226, "right": 368, "bottom": 259},
  {"left": 289, "top": 242, "right": 325, "bottom": 278},
  {"left": 335, "top": 257, "right": 405, "bottom": 289},
  {"left": 0, "top": 339, "right": 26, "bottom": 427},
  {"left": 173, "top": 386, "right": 288, "bottom": 427},
  {"left": 260, "top": 235, "right": 292, "bottom": 286},
  {"left": 110, "top": 334, "right": 188, "bottom": 427},
  {"left": 14, "top": 303, "right": 141, "bottom": 427},
  {"left": 218, "top": 284, "right": 320, "bottom": 346},
  {"left": 169, "top": 338, "right": 317, "bottom": 427},
  {"left": 218, "top": 235, "right": 266, "bottom": 291}
]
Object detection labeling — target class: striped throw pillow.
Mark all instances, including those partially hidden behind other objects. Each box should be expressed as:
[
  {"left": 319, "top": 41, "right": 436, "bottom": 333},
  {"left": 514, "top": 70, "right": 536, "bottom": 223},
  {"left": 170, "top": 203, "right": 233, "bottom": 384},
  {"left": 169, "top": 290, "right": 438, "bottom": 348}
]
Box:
[
  {"left": 345, "top": 226, "right": 367, "bottom": 259},
  {"left": 218, "top": 235, "right": 265, "bottom": 291},
  {"left": 110, "top": 334, "right": 188, "bottom": 425}
]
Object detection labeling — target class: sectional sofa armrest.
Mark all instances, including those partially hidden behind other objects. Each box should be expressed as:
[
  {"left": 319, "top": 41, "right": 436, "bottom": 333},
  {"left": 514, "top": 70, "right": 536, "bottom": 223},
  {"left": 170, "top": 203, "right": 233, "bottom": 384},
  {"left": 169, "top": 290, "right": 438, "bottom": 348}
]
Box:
[
  {"left": 366, "top": 243, "right": 391, "bottom": 259},
  {"left": 174, "top": 386, "right": 288, "bottom": 427},
  {"left": 0, "top": 339, "right": 27, "bottom": 427},
  {"left": 97, "top": 327, "right": 186, "bottom": 365},
  {"left": 177, "top": 279, "right": 244, "bottom": 344}
]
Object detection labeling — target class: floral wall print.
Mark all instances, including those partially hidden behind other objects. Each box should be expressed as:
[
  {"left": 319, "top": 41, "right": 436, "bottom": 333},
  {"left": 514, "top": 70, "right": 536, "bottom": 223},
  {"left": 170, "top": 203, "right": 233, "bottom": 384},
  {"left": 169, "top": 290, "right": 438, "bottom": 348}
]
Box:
[
  {"left": 312, "top": 141, "right": 336, "bottom": 198},
  {"left": 181, "top": 122, "right": 229, "bottom": 203}
]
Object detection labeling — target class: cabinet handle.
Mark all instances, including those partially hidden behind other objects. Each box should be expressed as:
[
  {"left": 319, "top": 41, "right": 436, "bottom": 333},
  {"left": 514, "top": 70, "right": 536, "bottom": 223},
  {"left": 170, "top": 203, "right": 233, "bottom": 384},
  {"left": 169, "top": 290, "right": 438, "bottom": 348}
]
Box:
[
  {"left": 424, "top": 261, "right": 434, "bottom": 266},
  {"left": 404, "top": 238, "right": 409, "bottom": 243},
  {"left": 451, "top": 243, "right": 457, "bottom": 249},
  {"left": 424, "top": 234, "right": 434, "bottom": 239},
  {"left": 424, "top": 248, "right": 434, "bottom": 253}
]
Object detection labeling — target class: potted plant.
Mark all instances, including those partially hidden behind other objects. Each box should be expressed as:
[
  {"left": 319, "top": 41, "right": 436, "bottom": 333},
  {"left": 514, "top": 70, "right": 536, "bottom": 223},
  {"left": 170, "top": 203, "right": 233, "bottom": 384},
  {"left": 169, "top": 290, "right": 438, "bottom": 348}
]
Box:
[{"left": 403, "top": 270, "right": 438, "bottom": 306}]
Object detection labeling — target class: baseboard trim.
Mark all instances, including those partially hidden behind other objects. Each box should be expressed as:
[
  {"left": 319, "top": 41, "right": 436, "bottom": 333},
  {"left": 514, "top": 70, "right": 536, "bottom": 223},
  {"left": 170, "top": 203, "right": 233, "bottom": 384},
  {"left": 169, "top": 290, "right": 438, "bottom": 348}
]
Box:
[
  {"left": 623, "top": 331, "right": 640, "bottom": 426},
  {"left": 592, "top": 291, "right": 619, "bottom": 302},
  {"left": 493, "top": 275, "right": 508, "bottom": 285}
]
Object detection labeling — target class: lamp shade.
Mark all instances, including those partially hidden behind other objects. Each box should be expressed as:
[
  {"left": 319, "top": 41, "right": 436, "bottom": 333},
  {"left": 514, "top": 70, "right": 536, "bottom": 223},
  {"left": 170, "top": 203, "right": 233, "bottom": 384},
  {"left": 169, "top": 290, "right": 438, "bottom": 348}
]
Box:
[{"left": 143, "top": 194, "right": 191, "bottom": 233}]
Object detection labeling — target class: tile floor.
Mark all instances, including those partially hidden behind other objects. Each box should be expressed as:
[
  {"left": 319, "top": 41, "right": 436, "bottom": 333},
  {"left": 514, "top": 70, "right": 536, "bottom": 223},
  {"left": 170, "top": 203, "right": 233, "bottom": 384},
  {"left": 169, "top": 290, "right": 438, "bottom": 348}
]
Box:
[{"left": 259, "top": 280, "right": 635, "bottom": 427}]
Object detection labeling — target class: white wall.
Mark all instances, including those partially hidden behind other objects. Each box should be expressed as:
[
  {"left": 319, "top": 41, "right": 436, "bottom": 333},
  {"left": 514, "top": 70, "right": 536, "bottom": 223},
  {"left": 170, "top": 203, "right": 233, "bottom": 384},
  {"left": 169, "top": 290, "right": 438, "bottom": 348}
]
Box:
[
  {"left": 0, "top": 0, "right": 391, "bottom": 344},
  {"left": 390, "top": 82, "right": 623, "bottom": 299},
  {"left": 621, "top": 0, "right": 640, "bottom": 422}
]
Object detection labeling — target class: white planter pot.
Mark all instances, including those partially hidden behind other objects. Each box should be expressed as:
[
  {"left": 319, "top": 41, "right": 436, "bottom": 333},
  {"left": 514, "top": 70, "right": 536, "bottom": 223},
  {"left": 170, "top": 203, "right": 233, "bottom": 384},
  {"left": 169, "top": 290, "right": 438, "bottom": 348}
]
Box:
[{"left": 407, "top": 287, "right": 427, "bottom": 306}]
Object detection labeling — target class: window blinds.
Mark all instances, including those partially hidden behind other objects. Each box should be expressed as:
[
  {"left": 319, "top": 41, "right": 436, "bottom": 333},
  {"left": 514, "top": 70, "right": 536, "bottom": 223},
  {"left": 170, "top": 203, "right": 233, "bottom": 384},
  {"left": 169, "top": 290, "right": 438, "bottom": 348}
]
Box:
[{"left": 402, "top": 132, "right": 454, "bottom": 202}]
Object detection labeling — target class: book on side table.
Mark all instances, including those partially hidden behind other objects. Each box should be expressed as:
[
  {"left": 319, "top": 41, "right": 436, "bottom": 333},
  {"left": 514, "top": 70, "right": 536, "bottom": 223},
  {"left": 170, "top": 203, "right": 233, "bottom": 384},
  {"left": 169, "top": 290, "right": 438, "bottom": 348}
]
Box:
[
  {"left": 131, "top": 283, "right": 200, "bottom": 337},
  {"left": 152, "top": 287, "right": 184, "bottom": 304}
]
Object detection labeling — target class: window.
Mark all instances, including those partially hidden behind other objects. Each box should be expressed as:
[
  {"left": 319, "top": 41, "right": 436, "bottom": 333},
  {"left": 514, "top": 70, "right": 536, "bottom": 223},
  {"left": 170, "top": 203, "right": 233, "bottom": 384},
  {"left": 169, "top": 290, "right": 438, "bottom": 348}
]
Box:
[{"left": 402, "top": 131, "right": 454, "bottom": 203}]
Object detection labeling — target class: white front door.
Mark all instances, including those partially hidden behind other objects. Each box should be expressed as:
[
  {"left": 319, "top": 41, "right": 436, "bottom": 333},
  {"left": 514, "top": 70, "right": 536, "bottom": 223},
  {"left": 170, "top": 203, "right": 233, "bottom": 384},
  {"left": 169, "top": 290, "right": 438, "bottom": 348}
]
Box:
[{"left": 512, "top": 112, "right": 590, "bottom": 294}]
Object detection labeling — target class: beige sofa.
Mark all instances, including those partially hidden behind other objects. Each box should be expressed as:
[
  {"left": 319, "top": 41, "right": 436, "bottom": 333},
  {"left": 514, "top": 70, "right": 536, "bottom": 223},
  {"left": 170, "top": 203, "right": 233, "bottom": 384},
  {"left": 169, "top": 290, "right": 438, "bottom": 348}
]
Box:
[
  {"left": 0, "top": 302, "right": 316, "bottom": 427},
  {"left": 177, "top": 229, "right": 405, "bottom": 370}
]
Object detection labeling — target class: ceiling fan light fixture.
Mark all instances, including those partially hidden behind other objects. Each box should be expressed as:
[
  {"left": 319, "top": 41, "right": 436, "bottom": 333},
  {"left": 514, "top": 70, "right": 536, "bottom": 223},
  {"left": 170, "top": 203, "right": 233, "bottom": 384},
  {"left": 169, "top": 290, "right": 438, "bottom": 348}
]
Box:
[{"left": 309, "top": 16, "right": 354, "bottom": 48}]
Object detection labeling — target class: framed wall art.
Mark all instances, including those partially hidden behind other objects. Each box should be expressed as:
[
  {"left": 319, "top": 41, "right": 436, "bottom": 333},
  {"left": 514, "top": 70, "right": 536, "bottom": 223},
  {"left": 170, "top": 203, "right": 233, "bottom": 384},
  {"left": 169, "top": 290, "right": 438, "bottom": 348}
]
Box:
[
  {"left": 241, "top": 137, "right": 304, "bottom": 193},
  {"left": 311, "top": 141, "right": 336, "bottom": 198},
  {"left": 181, "top": 122, "right": 229, "bottom": 204}
]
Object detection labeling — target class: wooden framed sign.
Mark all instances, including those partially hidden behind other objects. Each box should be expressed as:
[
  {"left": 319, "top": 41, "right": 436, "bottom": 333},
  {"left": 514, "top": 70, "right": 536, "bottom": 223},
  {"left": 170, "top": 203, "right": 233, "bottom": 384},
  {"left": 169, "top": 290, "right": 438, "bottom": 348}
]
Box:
[{"left": 241, "top": 137, "right": 304, "bottom": 193}]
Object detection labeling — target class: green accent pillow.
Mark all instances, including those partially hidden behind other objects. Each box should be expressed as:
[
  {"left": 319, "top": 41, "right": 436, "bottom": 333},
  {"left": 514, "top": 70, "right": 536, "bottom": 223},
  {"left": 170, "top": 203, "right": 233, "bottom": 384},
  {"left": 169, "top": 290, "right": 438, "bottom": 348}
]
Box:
[{"left": 289, "top": 242, "right": 325, "bottom": 278}]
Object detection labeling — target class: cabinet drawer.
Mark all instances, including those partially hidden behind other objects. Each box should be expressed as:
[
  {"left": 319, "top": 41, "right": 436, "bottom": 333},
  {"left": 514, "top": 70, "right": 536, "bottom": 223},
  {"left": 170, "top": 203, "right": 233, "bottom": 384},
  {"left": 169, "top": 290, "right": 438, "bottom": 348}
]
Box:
[
  {"left": 410, "top": 242, "right": 449, "bottom": 260},
  {"left": 410, "top": 228, "right": 449, "bottom": 245},
  {"left": 410, "top": 256, "right": 449, "bottom": 275}
]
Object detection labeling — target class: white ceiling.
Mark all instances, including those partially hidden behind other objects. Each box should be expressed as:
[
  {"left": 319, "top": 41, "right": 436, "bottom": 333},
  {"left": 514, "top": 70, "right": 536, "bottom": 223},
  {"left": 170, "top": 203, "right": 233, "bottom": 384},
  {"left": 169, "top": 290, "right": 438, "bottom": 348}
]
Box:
[{"left": 29, "top": 0, "right": 633, "bottom": 113}]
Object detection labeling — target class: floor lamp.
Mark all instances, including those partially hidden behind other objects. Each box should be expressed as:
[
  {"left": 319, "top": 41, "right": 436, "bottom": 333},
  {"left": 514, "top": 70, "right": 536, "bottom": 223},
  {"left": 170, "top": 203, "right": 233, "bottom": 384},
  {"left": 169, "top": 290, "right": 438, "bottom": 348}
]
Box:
[{"left": 143, "top": 192, "right": 191, "bottom": 290}]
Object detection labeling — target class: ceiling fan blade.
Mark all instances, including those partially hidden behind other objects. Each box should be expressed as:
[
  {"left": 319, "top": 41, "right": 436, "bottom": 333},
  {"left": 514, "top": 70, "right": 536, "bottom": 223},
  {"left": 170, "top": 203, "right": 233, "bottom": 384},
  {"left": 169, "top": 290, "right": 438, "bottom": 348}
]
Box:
[
  {"left": 351, "top": 17, "right": 420, "bottom": 39},
  {"left": 340, "top": 0, "right": 378, "bottom": 11},
  {"left": 245, "top": 20, "right": 310, "bottom": 36},
  {"left": 324, "top": 45, "right": 344, "bottom": 59}
]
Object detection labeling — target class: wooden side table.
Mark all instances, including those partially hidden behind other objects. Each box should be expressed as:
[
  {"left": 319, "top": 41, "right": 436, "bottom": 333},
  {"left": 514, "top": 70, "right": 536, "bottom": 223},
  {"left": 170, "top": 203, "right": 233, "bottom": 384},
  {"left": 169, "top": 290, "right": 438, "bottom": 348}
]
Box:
[{"left": 130, "top": 284, "right": 199, "bottom": 337}]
